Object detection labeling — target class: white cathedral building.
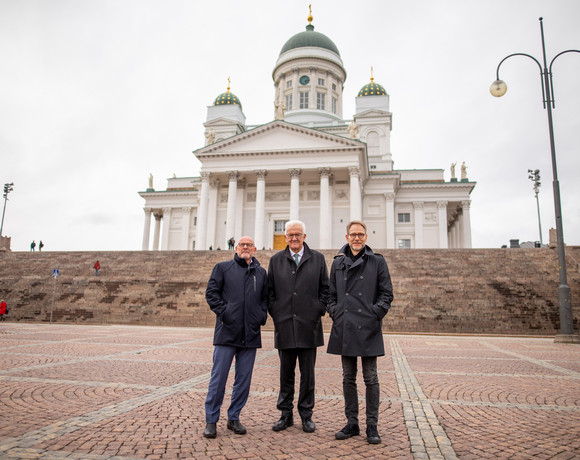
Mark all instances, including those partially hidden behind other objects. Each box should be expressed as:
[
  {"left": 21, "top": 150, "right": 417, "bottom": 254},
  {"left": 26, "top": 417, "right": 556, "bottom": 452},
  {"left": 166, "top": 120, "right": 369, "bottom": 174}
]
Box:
[{"left": 139, "top": 12, "right": 475, "bottom": 251}]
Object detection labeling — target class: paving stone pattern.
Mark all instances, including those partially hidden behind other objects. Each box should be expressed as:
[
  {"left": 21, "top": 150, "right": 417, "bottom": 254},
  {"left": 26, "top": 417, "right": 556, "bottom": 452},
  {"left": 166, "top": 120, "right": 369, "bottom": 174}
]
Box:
[{"left": 1, "top": 324, "right": 579, "bottom": 459}]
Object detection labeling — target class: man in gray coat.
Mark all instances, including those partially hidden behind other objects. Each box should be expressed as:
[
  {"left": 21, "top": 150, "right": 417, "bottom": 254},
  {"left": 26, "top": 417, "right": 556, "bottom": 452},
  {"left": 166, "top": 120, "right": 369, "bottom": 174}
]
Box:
[
  {"left": 327, "top": 220, "right": 393, "bottom": 444},
  {"left": 268, "top": 220, "right": 329, "bottom": 433}
]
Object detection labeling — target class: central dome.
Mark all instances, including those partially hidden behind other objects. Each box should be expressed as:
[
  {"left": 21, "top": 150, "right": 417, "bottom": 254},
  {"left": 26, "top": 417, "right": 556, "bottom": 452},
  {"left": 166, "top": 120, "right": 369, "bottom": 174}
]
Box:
[{"left": 279, "top": 24, "right": 340, "bottom": 56}]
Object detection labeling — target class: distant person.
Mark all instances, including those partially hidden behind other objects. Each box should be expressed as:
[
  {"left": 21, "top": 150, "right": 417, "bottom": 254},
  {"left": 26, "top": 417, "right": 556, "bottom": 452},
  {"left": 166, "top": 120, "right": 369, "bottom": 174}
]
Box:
[
  {"left": 327, "top": 220, "right": 393, "bottom": 445},
  {"left": 30, "top": 240, "right": 36, "bottom": 251},
  {"left": 93, "top": 260, "right": 100, "bottom": 276},
  {"left": 268, "top": 220, "right": 329, "bottom": 433},
  {"left": 0, "top": 299, "right": 7, "bottom": 321},
  {"left": 203, "top": 236, "right": 268, "bottom": 439},
  {"left": 39, "top": 240, "right": 44, "bottom": 252}
]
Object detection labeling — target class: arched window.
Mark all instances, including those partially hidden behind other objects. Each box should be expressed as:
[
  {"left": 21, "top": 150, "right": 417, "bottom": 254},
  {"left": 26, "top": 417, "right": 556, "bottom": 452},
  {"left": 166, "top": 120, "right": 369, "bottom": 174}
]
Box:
[{"left": 366, "top": 131, "right": 380, "bottom": 157}]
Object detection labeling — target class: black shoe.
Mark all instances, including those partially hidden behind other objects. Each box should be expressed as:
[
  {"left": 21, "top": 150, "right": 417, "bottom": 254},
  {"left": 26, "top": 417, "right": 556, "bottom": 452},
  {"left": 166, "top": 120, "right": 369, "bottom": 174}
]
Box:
[
  {"left": 227, "top": 419, "right": 246, "bottom": 435},
  {"left": 301, "top": 417, "right": 316, "bottom": 433},
  {"left": 272, "top": 415, "right": 294, "bottom": 431},
  {"left": 203, "top": 423, "right": 216, "bottom": 438},
  {"left": 335, "top": 423, "right": 360, "bottom": 440},
  {"left": 366, "top": 425, "right": 381, "bottom": 444}
]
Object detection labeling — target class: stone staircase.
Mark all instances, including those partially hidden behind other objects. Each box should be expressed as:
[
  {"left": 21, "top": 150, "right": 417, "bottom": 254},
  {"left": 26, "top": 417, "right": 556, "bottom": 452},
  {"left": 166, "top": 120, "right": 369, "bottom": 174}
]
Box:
[{"left": 1, "top": 247, "right": 578, "bottom": 335}]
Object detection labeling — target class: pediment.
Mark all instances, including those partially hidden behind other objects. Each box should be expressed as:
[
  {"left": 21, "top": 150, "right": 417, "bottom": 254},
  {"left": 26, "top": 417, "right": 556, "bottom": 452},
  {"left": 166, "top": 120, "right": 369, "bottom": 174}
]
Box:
[
  {"left": 355, "top": 108, "right": 391, "bottom": 118},
  {"left": 195, "top": 120, "right": 364, "bottom": 158}
]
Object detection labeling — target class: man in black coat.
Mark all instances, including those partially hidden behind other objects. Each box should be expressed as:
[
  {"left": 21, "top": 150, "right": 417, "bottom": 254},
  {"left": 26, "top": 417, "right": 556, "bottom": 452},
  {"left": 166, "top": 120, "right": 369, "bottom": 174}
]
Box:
[
  {"left": 268, "top": 220, "right": 329, "bottom": 433},
  {"left": 327, "top": 220, "right": 393, "bottom": 445},
  {"left": 203, "top": 236, "right": 268, "bottom": 439}
]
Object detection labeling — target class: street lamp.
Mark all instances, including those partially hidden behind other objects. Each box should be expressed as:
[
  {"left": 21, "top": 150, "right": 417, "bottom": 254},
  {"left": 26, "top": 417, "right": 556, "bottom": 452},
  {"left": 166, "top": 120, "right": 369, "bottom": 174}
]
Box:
[
  {"left": 1, "top": 182, "right": 14, "bottom": 238},
  {"left": 528, "top": 169, "right": 542, "bottom": 245},
  {"left": 490, "top": 17, "right": 580, "bottom": 343}
]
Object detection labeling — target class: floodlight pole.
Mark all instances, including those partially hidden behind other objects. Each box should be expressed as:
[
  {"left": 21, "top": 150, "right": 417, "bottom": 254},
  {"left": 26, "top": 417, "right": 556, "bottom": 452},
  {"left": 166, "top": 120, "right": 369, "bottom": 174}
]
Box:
[
  {"left": 528, "top": 169, "right": 542, "bottom": 245},
  {"left": 1, "top": 182, "right": 14, "bottom": 237},
  {"left": 490, "top": 18, "right": 580, "bottom": 343}
]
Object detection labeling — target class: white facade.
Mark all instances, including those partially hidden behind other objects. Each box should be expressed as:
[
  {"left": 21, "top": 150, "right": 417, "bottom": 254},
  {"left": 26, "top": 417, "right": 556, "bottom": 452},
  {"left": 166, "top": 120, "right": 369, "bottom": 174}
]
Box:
[{"left": 139, "top": 17, "right": 475, "bottom": 251}]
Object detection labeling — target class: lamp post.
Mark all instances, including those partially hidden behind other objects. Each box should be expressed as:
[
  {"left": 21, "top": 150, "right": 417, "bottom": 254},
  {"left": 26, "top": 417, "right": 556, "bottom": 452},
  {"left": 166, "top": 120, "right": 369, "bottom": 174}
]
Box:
[
  {"left": 490, "top": 18, "right": 579, "bottom": 343},
  {"left": 528, "top": 169, "right": 542, "bottom": 245},
  {"left": 1, "top": 182, "right": 14, "bottom": 237}
]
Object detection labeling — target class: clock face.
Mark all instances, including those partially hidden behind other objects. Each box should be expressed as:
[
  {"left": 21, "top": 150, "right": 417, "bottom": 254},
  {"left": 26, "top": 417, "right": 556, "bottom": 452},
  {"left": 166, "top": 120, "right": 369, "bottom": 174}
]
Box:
[{"left": 299, "top": 75, "right": 310, "bottom": 85}]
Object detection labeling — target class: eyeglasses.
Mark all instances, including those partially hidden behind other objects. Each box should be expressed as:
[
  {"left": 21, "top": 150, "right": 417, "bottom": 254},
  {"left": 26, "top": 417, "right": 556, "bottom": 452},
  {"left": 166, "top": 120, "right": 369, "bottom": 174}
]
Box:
[
  {"left": 285, "top": 233, "right": 304, "bottom": 239},
  {"left": 238, "top": 243, "right": 254, "bottom": 248},
  {"left": 348, "top": 233, "right": 366, "bottom": 239}
]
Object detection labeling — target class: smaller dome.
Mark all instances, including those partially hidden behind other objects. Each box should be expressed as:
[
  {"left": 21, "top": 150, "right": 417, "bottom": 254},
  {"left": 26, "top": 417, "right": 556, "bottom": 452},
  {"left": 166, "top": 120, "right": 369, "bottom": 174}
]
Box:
[
  {"left": 213, "top": 91, "right": 242, "bottom": 109},
  {"left": 358, "top": 81, "right": 387, "bottom": 97}
]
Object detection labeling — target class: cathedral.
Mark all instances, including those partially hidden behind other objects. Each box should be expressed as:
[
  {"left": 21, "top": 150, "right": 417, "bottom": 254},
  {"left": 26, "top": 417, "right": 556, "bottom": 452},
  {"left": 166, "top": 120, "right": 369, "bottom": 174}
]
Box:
[{"left": 139, "top": 11, "right": 475, "bottom": 251}]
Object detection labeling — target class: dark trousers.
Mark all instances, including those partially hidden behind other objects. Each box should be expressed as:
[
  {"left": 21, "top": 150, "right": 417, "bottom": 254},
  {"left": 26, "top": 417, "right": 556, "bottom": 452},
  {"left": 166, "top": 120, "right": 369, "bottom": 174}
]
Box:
[
  {"left": 277, "top": 348, "right": 317, "bottom": 419},
  {"left": 341, "top": 355, "right": 379, "bottom": 426},
  {"left": 205, "top": 345, "right": 257, "bottom": 423}
]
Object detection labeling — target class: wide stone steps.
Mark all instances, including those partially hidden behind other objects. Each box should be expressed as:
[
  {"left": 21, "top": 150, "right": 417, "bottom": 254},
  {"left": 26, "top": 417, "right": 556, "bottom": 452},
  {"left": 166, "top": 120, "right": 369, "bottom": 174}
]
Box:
[{"left": 1, "top": 248, "right": 578, "bottom": 335}]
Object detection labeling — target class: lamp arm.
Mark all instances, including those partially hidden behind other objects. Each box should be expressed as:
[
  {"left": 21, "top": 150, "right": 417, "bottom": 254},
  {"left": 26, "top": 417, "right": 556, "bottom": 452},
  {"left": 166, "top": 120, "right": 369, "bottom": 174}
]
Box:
[
  {"left": 496, "top": 53, "right": 546, "bottom": 107},
  {"left": 548, "top": 50, "right": 580, "bottom": 109}
]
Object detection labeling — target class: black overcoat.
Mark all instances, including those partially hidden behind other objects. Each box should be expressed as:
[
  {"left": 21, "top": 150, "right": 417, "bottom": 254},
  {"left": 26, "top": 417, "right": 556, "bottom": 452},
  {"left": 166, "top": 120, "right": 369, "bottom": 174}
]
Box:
[
  {"left": 267, "top": 243, "right": 329, "bottom": 349},
  {"left": 327, "top": 244, "right": 393, "bottom": 357},
  {"left": 206, "top": 254, "right": 268, "bottom": 348}
]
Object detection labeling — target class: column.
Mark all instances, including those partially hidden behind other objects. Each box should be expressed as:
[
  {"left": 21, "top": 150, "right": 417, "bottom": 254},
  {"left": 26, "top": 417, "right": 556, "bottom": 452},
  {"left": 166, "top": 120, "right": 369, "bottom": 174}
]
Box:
[
  {"left": 437, "top": 201, "right": 449, "bottom": 249},
  {"left": 461, "top": 200, "right": 472, "bottom": 248},
  {"left": 349, "top": 166, "right": 362, "bottom": 221},
  {"left": 161, "top": 207, "right": 171, "bottom": 250},
  {"left": 413, "top": 202, "right": 424, "bottom": 249},
  {"left": 207, "top": 178, "right": 219, "bottom": 250},
  {"left": 196, "top": 172, "right": 210, "bottom": 250},
  {"left": 290, "top": 169, "right": 301, "bottom": 221},
  {"left": 153, "top": 212, "right": 162, "bottom": 251},
  {"left": 225, "top": 171, "right": 239, "bottom": 248},
  {"left": 182, "top": 207, "right": 191, "bottom": 250},
  {"left": 142, "top": 208, "right": 152, "bottom": 250},
  {"left": 254, "top": 170, "right": 267, "bottom": 249},
  {"left": 235, "top": 179, "right": 245, "bottom": 241},
  {"left": 319, "top": 168, "right": 331, "bottom": 249},
  {"left": 385, "top": 193, "right": 395, "bottom": 249}
]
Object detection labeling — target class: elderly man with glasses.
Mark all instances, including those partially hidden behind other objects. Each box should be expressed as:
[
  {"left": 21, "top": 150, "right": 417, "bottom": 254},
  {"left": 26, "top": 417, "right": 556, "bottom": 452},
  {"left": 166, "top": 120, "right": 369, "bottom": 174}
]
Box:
[
  {"left": 327, "top": 220, "right": 393, "bottom": 445},
  {"left": 267, "top": 220, "right": 329, "bottom": 433},
  {"left": 203, "top": 236, "right": 268, "bottom": 439}
]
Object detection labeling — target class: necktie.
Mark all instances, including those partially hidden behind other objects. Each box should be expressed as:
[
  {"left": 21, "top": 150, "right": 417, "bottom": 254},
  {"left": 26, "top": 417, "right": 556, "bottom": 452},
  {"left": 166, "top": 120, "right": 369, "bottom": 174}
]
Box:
[{"left": 294, "top": 253, "right": 300, "bottom": 266}]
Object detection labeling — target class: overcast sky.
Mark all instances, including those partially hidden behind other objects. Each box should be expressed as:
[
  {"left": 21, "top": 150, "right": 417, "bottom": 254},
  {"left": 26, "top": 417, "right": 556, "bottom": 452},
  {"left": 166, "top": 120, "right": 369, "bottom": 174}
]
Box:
[{"left": 1, "top": 0, "right": 579, "bottom": 252}]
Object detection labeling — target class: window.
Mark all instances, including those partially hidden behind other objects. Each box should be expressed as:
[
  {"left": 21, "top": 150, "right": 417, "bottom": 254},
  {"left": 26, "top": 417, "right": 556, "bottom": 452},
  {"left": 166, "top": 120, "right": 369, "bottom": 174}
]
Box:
[
  {"left": 317, "top": 92, "right": 325, "bottom": 110},
  {"left": 299, "top": 92, "right": 309, "bottom": 109},
  {"left": 318, "top": 78, "right": 325, "bottom": 86},
  {"left": 398, "top": 239, "right": 412, "bottom": 249},
  {"left": 398, "top": 213, "right": 411, "bottom": 223},
  {"left": 286, "top": 80, "right": 292, "bottom": 88},
  {"left": 332, "top": 83, "right": 337, "bottom": 91},
  {"left": 332, "top": 97, "right": 337, "bottom": 114},
  {"left": 285, "top": 94, "right": 293, "bottom": 111},
  {"left": 274, "top": 220, "right": 288, "bottom": 233}
]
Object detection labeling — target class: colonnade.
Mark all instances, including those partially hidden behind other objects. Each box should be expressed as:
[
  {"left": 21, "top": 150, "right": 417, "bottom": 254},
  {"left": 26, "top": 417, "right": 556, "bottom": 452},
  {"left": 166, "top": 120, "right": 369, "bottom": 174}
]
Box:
[{"left": 194, "top": 166, "right": 361, "bottom": 250}]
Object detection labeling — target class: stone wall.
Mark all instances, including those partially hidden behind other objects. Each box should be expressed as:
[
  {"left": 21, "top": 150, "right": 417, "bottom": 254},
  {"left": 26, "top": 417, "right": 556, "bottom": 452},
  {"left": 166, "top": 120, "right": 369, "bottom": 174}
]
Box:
[{"left": 1, "top": 247, "right": 579, "bottom": 335}]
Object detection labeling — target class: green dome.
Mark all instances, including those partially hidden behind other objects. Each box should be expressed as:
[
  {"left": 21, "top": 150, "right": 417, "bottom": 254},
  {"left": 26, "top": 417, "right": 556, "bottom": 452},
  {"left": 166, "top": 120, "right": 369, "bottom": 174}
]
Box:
[
  {"left": 213, "top": 91, "right": 242, "bottom": 109},
  {"left": 280, "top": 24, "right": 340, "bottom": 56},
  {"left": 358, "top": 81, "right": 387, "bottom": 97}
]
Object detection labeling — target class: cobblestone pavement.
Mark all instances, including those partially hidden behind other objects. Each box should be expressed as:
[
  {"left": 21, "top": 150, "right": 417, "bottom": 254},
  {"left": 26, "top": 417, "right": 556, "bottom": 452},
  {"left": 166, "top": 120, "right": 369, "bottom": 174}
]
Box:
[{"left": 1, "top": 323, "right": 579, "bottom": 459}]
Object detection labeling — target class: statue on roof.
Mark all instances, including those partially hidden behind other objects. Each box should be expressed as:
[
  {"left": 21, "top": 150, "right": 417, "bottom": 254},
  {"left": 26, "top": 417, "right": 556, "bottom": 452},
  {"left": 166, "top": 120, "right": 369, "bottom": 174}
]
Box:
[
  {"left": 348, "top": 121, "right": 359, "bottom": 139},
  {"left": 148, "top": 173, "right": 153, "bottom": 189},
  {"left": 461, "top": 162, "right": 468, "bottom": 180},
  {"left": 274, "top": 99, "right": 285, "bottom": 120},
  {"left": 205, "top": 128, "right": 216, "bottom": 145},
  {"left": 450, "top": 162, "right": 456, "bottom": 179}
]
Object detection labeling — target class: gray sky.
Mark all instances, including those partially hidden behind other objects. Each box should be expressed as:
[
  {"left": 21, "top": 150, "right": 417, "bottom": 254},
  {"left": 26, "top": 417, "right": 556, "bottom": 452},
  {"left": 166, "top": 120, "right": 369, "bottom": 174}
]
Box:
[{"left": 1, "top": 0, "right": 579, "bottom": 251}]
